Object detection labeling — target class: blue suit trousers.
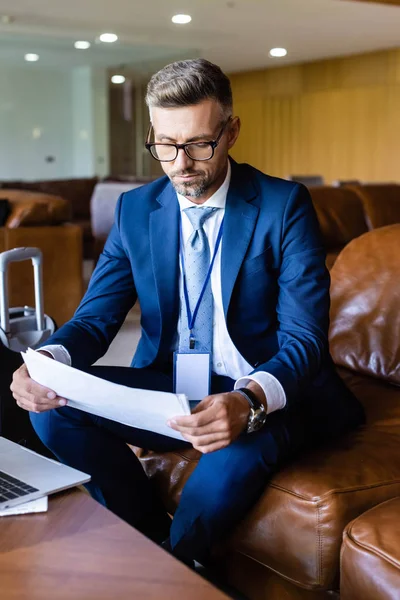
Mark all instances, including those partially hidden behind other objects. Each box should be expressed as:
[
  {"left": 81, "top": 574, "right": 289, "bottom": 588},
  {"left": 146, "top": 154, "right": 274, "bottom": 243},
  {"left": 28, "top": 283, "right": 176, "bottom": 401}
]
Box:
[{"left": 30, "top": 366, "right": 308, "bottom": 562}]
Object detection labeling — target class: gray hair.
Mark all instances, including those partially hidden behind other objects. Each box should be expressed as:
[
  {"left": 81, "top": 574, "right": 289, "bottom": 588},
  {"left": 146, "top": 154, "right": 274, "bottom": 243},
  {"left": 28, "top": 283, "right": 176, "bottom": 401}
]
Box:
[{"left": 146, "top": 58, "right": 232, "bottom": 119}]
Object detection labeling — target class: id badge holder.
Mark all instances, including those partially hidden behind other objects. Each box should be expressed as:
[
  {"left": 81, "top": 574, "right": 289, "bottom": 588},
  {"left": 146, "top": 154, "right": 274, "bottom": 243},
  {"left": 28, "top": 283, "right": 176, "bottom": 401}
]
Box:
[{"left": 174, "top": 351, "right": 211, "bottom": 401}]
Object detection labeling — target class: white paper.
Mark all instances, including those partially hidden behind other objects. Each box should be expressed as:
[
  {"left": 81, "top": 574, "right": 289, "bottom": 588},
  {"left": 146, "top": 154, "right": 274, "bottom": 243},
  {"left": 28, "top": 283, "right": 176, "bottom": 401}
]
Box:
[
  {"left": 22, "top": 349, "right": 190, "bottom": 441},
  {"left": 175, "top": 353, "right": 210, "bottom": 400},
  {"left": 0, "top": 495, "right": 48, "bottom": 516}
]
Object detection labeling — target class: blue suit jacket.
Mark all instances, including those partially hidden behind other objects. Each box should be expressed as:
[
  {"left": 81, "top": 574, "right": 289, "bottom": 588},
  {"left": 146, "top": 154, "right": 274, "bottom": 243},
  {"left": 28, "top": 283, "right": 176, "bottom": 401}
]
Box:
[{"left": 46, "top": 159, "right": 364, "bottom": 435}]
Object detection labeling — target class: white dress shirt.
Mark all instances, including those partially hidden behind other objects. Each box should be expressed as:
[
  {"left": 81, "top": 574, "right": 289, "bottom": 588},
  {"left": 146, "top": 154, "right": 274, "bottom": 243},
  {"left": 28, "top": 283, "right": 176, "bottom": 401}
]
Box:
[{"left": 43, "top": 161, "right": 286, "bottom": 415}]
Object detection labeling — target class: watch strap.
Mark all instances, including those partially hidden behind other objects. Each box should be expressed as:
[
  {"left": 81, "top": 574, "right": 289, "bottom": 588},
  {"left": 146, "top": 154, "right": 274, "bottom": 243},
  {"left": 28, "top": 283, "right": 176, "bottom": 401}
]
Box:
[{"left": 235, "top": 387, "right": 262, "bottom": 410}]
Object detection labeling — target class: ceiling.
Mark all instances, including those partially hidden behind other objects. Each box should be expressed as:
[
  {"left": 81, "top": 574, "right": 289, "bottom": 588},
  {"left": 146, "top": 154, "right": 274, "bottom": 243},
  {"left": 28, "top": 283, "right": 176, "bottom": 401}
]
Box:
[{"left": 0, "top": 0, "right": 399, "bottom": 74}]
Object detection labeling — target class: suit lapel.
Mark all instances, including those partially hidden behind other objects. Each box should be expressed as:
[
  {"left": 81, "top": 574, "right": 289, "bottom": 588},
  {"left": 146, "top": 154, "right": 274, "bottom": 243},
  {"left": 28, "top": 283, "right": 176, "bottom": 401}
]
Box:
[
  {"left": 221, "top": 161, "right": 259, "bottom": 318},
  {"left": 149, "top": 184, "right": 180, "bottom": 340},
  {"left": 148, "top": 162, "right": 259, "bottom": 336}
]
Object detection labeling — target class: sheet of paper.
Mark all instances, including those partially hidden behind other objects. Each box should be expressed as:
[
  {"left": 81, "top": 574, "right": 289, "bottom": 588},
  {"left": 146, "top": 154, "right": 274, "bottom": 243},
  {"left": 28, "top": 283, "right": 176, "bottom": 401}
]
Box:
[
  {"left": 22, "top": 349, "right": 190, "bottom": 441},
  {"left": 0, "top": 495, "right": 48, "bottom": 517}
]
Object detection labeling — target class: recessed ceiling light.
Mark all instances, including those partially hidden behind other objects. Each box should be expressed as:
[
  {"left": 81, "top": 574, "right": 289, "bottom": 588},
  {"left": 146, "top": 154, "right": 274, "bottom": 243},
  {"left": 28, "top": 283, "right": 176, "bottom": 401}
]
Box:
[
  {"left": 74, "top": 41, "right": 91, "bottom": 50},
  {"left": 171, "top": 14, "right": 192, "bottom": 24},
  {"left": 99, "top": 33, "right": 118, "bottom": 43},
  {"left": 269, "top": 47, "right": 287, "bottom": 58},
  {"left": 25, "top": 53, "right": 39, "bottom": 62},
  {"left": 111, "top": 75, "right": 126, "bottom": 84}
]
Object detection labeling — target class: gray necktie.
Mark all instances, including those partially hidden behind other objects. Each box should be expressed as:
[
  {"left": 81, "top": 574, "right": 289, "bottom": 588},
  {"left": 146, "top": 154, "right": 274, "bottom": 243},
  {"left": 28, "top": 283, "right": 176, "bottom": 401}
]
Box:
[{"left": 179, "top": 207, "right": 219, "bottom": 352}]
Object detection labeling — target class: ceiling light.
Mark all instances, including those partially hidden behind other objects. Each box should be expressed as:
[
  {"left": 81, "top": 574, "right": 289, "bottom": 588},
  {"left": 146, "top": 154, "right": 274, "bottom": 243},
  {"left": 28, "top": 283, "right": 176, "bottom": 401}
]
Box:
[
  {"left": 99, "top": 33, "right": 118, "bottom": 43},
  {"left": 74, "top": 41, "right": 91, "bottom": 50},
  {"left": 25, "top": 53, "right": 39, "bottom": 62},
  {"left": 111, "top": 75, "right": 126, "bottom": 84},
  {"left": 269, "top": 47, "right": 287, "bottom": 58},
  {"left": 171, "top": 14, "right": 192, "bottom": 24}
]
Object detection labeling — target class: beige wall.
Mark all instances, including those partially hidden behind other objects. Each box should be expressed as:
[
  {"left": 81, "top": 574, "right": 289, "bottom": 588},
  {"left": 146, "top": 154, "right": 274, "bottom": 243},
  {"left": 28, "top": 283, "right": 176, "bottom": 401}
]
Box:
[{"left": 229, "top": 49, "right": 400, "bottom": 183}]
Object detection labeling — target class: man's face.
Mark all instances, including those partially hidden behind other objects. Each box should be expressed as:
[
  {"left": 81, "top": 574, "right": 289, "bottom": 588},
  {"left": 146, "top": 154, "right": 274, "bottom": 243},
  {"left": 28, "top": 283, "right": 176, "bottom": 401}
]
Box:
[{"left": 150, "top": 99, "right": 240, "bottom": 203}]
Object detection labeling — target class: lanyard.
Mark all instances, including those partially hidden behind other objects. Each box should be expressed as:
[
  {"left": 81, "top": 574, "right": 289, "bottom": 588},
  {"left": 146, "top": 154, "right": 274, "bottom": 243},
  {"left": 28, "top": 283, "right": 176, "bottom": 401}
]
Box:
[{"left": 180, "top": 216, "right": 224, "bottom": 349}]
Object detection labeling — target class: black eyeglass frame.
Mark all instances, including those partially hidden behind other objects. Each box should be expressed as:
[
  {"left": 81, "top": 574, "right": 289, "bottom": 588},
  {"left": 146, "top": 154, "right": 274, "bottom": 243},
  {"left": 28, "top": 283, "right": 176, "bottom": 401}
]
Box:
[{"left": 145, "top": 118, "right": 232, "bottom": 162}]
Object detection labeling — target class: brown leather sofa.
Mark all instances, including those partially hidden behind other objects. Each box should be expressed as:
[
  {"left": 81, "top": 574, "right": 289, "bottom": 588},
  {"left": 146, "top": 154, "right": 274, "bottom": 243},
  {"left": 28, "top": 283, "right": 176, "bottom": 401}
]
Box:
[
  {"left": 134, "top": 224, "right": 400, "bottom": 599},
  {"left": 348, "top": 184, "right": 400, "bottom": 230},
  {"left": 341, "top": 497, "right": 400, "bottom": 600},
  {"left": 309, "top": 186, "right": 369, "bottom": 269},
  {"left": 0, "top": 190, "right": 83, "bottom": 326},
  {"left": 0, "top": 178, "right": 98, "bottom": 259},
  {"left": 308, "top": 183, "right": 400, "bottom": 269},
  {"left": 88, "top": 181, "right": 399, "bottom": 270}
]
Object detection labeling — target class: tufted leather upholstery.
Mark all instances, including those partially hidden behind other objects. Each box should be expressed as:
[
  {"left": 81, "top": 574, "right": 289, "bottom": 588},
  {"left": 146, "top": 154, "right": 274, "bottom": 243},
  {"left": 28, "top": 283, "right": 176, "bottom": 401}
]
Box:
[{"left": 134, "top": 224, "right": 400, "bottom": 599}]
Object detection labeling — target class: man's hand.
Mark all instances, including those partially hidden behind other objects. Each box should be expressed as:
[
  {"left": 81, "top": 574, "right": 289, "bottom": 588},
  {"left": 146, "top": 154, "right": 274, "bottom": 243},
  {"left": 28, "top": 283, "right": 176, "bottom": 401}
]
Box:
[
  {"left": 10, "top": 351, "right": 68, "bottom": 413},
  {"left": 168, "top": 391, "right": 251, "bottom": 454}
]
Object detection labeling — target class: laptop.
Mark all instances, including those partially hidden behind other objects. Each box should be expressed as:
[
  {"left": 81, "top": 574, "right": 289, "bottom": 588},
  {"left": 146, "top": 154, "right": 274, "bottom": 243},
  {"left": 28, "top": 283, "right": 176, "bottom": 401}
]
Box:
[{"left": 0, "top": 436, "right": 90, "bottom": 510}]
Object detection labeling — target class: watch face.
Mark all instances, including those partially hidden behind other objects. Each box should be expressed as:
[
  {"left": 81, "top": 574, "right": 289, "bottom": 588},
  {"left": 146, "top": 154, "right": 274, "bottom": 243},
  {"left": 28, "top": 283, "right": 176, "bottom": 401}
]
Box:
[{"left": 247, "top": 407, "right": 267, "bottom": 433}]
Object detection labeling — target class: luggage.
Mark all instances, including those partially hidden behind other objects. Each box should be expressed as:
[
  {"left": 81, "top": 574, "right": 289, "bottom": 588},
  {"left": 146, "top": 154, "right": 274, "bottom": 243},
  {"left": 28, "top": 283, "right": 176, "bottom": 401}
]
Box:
[{"left": 0, "top": 247, "right": 56, "bottom": 454}]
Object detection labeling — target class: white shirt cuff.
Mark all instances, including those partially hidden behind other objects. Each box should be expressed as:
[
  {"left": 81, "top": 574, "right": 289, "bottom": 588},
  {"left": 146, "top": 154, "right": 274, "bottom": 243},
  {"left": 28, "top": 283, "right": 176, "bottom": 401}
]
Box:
[
  {"left": 38, "top": 345, "right": 71, "bottom": 366},
  {"left": 234, "top": 371, "right": 286, "bottom": 415}
]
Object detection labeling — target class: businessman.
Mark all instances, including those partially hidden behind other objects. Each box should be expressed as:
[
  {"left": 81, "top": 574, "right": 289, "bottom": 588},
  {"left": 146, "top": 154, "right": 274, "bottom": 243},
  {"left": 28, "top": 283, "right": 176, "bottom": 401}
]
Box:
[{"left": 11, "top": 59, "right": 364, "bottom": 565}]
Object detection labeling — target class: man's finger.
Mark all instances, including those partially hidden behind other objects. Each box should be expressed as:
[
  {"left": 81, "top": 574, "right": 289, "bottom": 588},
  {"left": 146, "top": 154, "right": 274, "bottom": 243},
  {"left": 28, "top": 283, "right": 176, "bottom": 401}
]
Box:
[
  {"left": 11, "top": 365, "right": 57, "bottom": 400},
  {"left": 25, "top": 380, "right": 57, "bottom": 400},
  {"left": 195, "top": 440, "right": 230, "bottom": 454},
  {"left": 170, "top": 404, "right": 219, "bottom": 429},
  {"left": 171, "top": 419, "right": 226, "bottom": 437},
  {"left": 182, "top": 432, "right": 230, "bottom": 447},
  {"left": 13, "top": 391, "right": 67, "bottom": 413}
]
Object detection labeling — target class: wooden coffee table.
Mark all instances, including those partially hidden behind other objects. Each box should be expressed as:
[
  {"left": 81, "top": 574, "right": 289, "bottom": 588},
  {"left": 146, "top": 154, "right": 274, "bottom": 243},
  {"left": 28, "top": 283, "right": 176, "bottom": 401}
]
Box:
[{"left": 0, "top": 488, "right": 230, "bottom": 599}]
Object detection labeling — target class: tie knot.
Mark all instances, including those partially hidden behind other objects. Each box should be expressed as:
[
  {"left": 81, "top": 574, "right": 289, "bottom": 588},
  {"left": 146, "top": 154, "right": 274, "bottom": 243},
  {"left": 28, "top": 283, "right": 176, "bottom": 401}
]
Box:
[{"left": 183, "top": 207, "right": 218, "bottom": 231}]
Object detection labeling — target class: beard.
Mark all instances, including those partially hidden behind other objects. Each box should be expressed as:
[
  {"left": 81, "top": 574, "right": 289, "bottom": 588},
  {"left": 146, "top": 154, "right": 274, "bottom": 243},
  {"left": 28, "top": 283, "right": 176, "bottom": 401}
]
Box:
[{"left": 169, "top": 169, "right": 212, "bottom": 199}]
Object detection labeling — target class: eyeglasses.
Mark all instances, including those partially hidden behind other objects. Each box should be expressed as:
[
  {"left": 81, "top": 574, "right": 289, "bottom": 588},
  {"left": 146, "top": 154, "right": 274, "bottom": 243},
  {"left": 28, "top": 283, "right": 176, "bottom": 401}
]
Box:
[{"left": 145, "top": 118, "right": 231, "bottom": 162}]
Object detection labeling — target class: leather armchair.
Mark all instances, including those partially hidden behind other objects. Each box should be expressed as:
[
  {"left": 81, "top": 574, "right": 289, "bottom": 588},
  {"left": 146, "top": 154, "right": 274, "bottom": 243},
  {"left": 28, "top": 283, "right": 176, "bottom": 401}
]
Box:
[
  {"left": 0, "top": 178, "right": 98, "bottom": 259},
  {"left": 0, "top": 190, "right": 83, "bottom": 326},
  {"left": 134, "top": 224, "right": 400, "bottom": 599}
]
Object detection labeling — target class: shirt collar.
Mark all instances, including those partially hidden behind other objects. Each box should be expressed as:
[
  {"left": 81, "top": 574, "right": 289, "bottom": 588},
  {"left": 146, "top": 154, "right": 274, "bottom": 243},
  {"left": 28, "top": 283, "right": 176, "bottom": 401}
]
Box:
[{"left": 176, "top": 160, "right": 231, "bottom": 211}]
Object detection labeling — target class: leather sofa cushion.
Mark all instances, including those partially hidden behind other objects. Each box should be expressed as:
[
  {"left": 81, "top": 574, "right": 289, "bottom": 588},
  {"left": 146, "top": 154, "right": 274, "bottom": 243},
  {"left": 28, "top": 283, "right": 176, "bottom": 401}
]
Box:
[
  {"left": 349, "top": 184, "right": 400, "bottom": 230},
  {"left": 6, "top": 202, "right": 50, "bottom": 227},
  {"left": 3, "top": 190, "right": 70, "bottom": 225},
  {"left": 309, "top": 187, "right": 368, "bottom": 250},
  {"left": 341, "top": 497, "right": 400, "bottom": 600},
  {"left": 135, "top": 369, "right": 400, "bottom": 591},
  {"left": 330, "top": 225, "right": 400, "bottom": 386},
  {"left": 0, "top": 178, "right": 97, "bottom": 220}
]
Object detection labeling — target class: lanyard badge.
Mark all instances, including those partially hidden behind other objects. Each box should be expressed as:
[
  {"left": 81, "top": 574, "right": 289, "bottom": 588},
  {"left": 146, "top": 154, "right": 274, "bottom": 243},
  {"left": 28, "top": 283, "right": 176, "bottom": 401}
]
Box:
[
  {"left": 174, "top": 217, "right": 224, "bottom": 400},
  {"left": 179, "top": 217, "right": 224, "bottom": 351}
]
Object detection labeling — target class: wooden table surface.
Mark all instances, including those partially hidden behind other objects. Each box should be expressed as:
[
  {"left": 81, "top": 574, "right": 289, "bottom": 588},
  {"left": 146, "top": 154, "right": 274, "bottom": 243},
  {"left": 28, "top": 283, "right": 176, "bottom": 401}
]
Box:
[{"left": 0, "top": 488, "right": 229, "bottom": 599}]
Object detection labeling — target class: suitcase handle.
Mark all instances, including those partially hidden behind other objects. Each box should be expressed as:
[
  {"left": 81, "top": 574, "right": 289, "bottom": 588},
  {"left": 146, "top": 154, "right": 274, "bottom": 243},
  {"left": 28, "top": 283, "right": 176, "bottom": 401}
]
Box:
[{"left": 0, "top": 247, "right": 45, "bottom": 334}]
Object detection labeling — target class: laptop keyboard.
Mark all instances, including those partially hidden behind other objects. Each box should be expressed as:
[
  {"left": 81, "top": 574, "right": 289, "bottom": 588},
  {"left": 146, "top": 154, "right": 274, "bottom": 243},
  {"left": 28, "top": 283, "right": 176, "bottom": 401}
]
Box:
[{"left": 0, "top": 470, "right": 39, "bottom": 503}]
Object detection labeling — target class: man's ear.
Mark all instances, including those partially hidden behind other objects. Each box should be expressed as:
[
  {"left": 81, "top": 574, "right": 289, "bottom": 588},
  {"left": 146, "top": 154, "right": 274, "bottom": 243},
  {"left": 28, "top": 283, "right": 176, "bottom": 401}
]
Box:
[{"left": 227, "top": 116, "right": 241, "bottom": 150}]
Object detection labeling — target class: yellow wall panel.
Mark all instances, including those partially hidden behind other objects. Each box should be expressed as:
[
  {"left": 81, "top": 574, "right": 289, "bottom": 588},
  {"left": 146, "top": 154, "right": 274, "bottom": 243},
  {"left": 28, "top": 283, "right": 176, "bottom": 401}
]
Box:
[{"left": 230, "top": 49, "right": 400, "bottom": 183}]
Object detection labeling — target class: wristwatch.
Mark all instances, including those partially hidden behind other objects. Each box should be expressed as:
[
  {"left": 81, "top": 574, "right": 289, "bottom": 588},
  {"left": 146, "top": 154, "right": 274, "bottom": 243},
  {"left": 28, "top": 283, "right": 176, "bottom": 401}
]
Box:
[{"left": 235, "top": 387, "right": 267, "bottom": 433}]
